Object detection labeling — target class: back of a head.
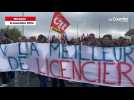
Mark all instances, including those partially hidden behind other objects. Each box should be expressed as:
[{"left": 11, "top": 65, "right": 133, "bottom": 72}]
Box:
[
  {"left": 23, "top": 36, "right": 27, "bottom": 42},
  {"left": 37, "top": 34, "right": 48, "bottom": 43},
  {"left": 29, "top": 36, "right": 36, "bottom": 42},
  {"left": 89, "top": 33, "right": 95, "bottom": 38},
  {"left": 103, "top": 34, "right": 112, "bottom": 40},
  {"left": 0, "top": 36, "right": 5, "bottom": 43},
  {"left": 118, "top": 36, "right": 129, "bottom": 46},
  {"left": 42, "top": 35, "right": 48, "bottom": 43},
  {"left": 18, "top": 36, "right": 27, "bottom": 42},
  {"left": 38, "top": 34, "right": 44, "bottom": 39}
]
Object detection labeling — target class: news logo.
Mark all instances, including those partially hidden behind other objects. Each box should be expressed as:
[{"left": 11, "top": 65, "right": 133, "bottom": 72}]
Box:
[
  {"left": 5, "top": 16, "right": 36, "bottom": 26},
  {"left": 108, "top": 17, "right": 128, "bottom": 23}
]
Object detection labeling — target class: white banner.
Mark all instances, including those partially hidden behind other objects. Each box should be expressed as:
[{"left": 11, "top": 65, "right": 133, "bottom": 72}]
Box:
[{"left": 0, "top": 42, "right": 134, "bottom": 87}]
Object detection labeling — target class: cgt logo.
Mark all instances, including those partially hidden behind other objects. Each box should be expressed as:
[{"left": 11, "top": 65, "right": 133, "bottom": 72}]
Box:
[
  {"left": 51, "top": 12, "right": 70, "bottom": 33},
  {"left": 53, "top": 15, "right": 68, "bottom": 31},
  {"left": 108, "top": 17, "right": 128, "bottom": 23}
]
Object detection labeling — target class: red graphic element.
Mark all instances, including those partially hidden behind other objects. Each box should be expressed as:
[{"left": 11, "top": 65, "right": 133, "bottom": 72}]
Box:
[
  {"left": 5, "top": 16, "right": 36, "bottom": 21},
  {"left": 51, "top": 12, "right": 70, "bottom": 33}
]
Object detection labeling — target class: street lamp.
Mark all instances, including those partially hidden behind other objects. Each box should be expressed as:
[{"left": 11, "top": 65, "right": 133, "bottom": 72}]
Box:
[{"left": 22, "top": 12, "right": 24, "bottom": 36}]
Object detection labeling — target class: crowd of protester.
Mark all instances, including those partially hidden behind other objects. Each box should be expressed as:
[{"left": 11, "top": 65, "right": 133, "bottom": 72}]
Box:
[
  {"left": 0, "top": 33, "right": 133, "bottom": 46},
  {"left": 0, "top": 33, "right": 134, "bottom": 87}
]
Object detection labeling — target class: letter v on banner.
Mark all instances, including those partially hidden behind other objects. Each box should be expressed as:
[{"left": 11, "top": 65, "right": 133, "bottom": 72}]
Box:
[{"left": 50, "top": 12, "right": 70, "bottom": 34}]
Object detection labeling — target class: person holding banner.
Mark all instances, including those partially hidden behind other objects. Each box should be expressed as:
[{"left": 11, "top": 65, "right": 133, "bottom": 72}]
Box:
[
  {"left": 79, "top": 34, "right": 100, "bottom": 87},
  {"left": 37, "top": 34, "right": 50, "bottom": 87},
  {"left": 101, "top": 34, "right": 114, "bottom": 47},
  {"left": 0, "top": 35, "right": 14, "bottom": 87},
  {"left": 50, "top": 35, "right": 66, "bottom": 87}
]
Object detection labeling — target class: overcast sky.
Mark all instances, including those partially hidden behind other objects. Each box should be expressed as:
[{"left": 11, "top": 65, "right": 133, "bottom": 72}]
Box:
[{"left": 0, "top": 12, "right": 134, "bottom": 38}]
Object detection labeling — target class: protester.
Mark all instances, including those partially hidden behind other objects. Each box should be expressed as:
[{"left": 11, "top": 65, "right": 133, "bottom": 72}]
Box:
[
  {"left": 50, "top": 34, "right": 66, "bottom": 87},
  {"left": 101, "top": 34, "right": 114, "bottom": 47},
  {"left": 17, "top": 36, "right": 28, "bottom": 42},
  {"left": 51, "top": 35, "right": 60, "bottom": 43},
  {"left": 37, "top": 34, "right": 48, "bottom": 43},
  {"left": 15, "top": 36, "right": 30, "bottom": 87},
  {"left": 37, "top": 34, "right": 49, "bottom": 87},
  {"left": 0, "top": 36, "right": 14, "bottom": 87},
  {"left": 117, "top": 37, "right": 131, "bottom": 46},
  {"left": 113, "top": 39, "right": 120, "bottom": 46},
  {"left": 79, "top": 34, "right": 100, "bottom": 87},
  {"left": 28, "top": 36, "right": 37, "bottom": 42},
  {"left": 1, "top": 32, "right": 134, "bottom": 87}
]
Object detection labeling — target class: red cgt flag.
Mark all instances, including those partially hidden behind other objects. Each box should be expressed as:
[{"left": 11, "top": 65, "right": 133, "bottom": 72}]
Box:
[{"left": 50, "top": 12, "right": 70, "bottom": 33}]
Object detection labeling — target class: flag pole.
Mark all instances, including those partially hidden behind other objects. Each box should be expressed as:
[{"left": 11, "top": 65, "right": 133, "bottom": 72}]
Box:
[
  {"left": 48, "top": 26, "right": 51, "bottom": 43},
  {"left": 22, "top": 12, "right": 24, "bottom": 36},
  {"left": 129, "top": 16, "right": 131, "bottom": 30},
  {"left": 48, "top": 12, "right": 53, "bottom": 43},
  {"left": 77, "top": 24, "right": 78, "bottom": 39},
  {"left": 99, "top": 23, "right": 101, "bottom": 39}
]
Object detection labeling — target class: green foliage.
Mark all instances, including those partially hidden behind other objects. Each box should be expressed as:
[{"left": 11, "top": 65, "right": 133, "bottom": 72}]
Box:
[
  {"left": 126, "top": 29, "right": 134, "bottom": 36},
  {"left": 0, "top": 26, "right": 22, "bottom": 41}
]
